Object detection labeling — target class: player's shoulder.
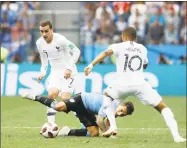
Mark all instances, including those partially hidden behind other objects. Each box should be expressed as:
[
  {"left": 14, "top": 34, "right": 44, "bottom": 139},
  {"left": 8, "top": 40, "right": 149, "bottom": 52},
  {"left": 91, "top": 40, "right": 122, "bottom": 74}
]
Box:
[
  {"left": 36, "top": 37, "right": 44, "bottom": 45},
  {"left": 53, "top": 33, "right": 66, "bottom": 41},
  {"left": 135, "top": 42, "right": 147, "bottom": 52},
  {"left": 108, "top": 42, "right": 123, "bottom": 49}
]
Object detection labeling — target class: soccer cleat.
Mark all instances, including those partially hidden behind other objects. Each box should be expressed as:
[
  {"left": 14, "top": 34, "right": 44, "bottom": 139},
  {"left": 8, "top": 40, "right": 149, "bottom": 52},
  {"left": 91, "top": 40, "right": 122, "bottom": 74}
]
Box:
[
  {"left": 174, "top": 137, "right": 186, "bottom": 143},
  {"left": 57, "top": 126, "right": 71, "bottom": 136},
  {"left": 21, "top": 91, "right": 36, "bottom": 101}
]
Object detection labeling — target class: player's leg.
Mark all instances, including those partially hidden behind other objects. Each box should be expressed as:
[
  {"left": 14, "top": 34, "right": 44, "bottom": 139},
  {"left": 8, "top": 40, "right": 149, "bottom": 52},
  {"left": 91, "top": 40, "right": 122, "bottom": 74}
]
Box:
[
  {"left": 58, "top": 126, "right": 98, "bottom": 137},
  {"left": 154, "top": 100, "right": 186, "bottom": 143},
  {"left": 136, "top": 83, "right": 186, "bottom": 143},
  {"left": 46, "top": 71, "right": 62, "bottom": 123},
  {"left": 22, "top": 93, "right": 67, "bottom": 112},
  {"left": 58, "top": 113, "right": 99, "bottom": 137},
  {"left": 47, "top": 88, "right": 59, "bottom": 123}
]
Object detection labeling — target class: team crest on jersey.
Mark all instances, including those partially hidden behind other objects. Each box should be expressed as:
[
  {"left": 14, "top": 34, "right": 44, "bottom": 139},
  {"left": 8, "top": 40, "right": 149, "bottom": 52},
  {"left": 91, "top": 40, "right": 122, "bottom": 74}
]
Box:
[
  {"left": 70, "top": 99, "right": 75, "bottom": 103},
  {"left": 56, "top": 46, "right": 62, "bottom": 52}
]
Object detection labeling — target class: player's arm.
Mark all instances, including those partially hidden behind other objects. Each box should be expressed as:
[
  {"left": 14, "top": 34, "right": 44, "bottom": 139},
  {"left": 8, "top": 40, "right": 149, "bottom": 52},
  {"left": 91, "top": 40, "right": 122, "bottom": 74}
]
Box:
[
  {"left": 62, "top": 37, "right": 80, "bottom": 64},
  {"left": 84, "top": 48, "right": 113, "bottom": 76},
  {"left": 96, "top": 115, "right": 107, "bottom": 132},
  {"left": 98, "top": 98, "right": 117, "bottom": 137},
  {"left": 36, "top": 41, "right": 48, "bottom": 81},
  {"left": 102, "top": 107, "right": 117, "bottom": 137},
  {"left": 60, "top": 36, "right": 80, "bottom": 78}
]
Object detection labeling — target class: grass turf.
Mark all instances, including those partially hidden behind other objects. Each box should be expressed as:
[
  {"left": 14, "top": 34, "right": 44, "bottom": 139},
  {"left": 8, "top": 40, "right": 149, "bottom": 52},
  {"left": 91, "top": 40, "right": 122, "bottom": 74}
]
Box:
[{"left": 1, "top": 96, "right": 186, "bottom": 148}]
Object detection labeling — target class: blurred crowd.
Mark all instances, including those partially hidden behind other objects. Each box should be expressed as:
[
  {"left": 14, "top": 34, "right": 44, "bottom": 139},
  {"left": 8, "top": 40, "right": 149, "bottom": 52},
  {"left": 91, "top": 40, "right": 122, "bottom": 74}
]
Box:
[
  {"left": 1, "top": 1, "right": 186, "bottom": 65},
  {"left": 1, "top": 2, "right": 40, "bottom": 63},
  {"left": 80, "top": 2, "right": 187, "bottom": 64}
]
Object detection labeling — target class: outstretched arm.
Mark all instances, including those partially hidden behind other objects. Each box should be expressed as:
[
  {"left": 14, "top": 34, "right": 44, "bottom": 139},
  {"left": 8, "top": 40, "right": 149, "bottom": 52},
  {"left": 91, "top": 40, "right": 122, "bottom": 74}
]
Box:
[
  {"left": 84, "top": 49, "right": 113, "bottom": 76},
  {"left": 102, "top": 106, "right": 117, "bottom": 137}
]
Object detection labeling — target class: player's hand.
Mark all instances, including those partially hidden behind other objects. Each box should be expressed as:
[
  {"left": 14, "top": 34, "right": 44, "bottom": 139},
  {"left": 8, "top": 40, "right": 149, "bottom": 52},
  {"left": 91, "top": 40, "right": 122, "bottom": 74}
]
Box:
[
  {"left": 37, "top": 74, "right": 46, "bottom": 83},
  {"left": 102, "top": 128, "right": 117, "bottom": 138},
  {"left": 64, "top": 69, "right": 72, "bottom": 79},
  {"left": 84, "top": 64, "right": 93, "bottom": 76}
]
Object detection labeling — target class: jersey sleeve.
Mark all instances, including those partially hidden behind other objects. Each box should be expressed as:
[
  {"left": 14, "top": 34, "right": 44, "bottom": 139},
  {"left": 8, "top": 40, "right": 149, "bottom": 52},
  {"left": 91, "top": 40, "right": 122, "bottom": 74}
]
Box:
[
  {"left": 59, "top": 36, "right": 80, "bottom": 70},
  {"left": 98, "top": 96, "right": 117, "bottom": 131},
  {"left": 36, "top": 40, "right": 48, "bottom": 75},
  {"left": 108, "top": 44, "right": 118, "bottom": 56}
]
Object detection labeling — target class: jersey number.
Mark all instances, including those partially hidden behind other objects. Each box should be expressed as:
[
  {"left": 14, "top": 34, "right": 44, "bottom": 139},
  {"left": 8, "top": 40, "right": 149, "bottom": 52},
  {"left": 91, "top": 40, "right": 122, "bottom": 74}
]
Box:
[
  {"left": 124, "top": 54, "right": 142, "bottom": 71},
  {"left": 43, "top": 50, "right": 48, "bottom": 58}
]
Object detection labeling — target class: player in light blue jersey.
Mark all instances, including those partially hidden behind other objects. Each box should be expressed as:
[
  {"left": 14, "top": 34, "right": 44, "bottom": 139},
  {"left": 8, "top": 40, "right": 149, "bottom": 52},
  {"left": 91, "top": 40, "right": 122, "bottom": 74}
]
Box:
[{"left": 22, "top": 92, "right": 134, "bottom": 137}]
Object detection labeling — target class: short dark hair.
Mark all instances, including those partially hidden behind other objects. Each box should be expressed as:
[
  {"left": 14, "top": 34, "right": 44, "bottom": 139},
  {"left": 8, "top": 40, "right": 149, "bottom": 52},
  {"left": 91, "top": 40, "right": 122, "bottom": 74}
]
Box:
[
  {"left": 122, "top": 27, "right": 137, "bottom": 40},
  {"left": 120, "top": 101, "right": 134, "bottom": 115},
  {"left": 40, "top": 20, "right": 52, "bottom": 29}
]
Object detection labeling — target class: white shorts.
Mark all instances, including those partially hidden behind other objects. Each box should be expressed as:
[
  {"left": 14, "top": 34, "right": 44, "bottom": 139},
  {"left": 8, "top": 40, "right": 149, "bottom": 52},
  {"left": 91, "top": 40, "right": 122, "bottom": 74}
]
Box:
[
  {"left": 47, "top": 70, "right": 76, "bottom": 94},
  {"left": 105, "top": 82, "right": 162, "bottom": 107}
]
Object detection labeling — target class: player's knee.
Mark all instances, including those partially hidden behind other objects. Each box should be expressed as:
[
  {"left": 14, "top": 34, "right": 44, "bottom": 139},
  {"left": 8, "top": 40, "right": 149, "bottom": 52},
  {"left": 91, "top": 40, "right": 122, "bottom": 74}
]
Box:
[
  {"left": 61, "top": 93, "right": 72, "bottom": 101},
  {"left": 90, "top": 129, "right": 99, "bottom": 137},
  {"left": 48, "top": 89, "right": 59, "bottom": 99},
  {"left": 155, "top": 101, "right": 168, "bottom": 112},
  {"left": 55, "top": 102, "right": 67, "bottom": 112}
]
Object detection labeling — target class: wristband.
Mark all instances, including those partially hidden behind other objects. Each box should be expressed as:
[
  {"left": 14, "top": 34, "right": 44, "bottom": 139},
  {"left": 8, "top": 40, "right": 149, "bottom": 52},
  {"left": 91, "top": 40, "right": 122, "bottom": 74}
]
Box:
[{"left": 88, "top": 64, "right": 93, "bottom": 69}]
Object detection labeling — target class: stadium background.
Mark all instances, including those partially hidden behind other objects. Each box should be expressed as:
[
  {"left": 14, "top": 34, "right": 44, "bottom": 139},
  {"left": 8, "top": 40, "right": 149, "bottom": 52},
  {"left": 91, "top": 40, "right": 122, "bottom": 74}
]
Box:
[
  {"left": 1, "top": 2, "right": 186, "bottom": 148},
  {"left": 1, "top": 1, "right": 186, "bottom": 96}
]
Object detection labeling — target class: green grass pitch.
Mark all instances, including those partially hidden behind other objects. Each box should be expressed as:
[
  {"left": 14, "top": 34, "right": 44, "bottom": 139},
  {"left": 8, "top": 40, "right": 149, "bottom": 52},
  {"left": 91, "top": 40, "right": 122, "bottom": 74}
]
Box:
[{"left": 1, "top": 96, "right": 186, "bottom": 148}]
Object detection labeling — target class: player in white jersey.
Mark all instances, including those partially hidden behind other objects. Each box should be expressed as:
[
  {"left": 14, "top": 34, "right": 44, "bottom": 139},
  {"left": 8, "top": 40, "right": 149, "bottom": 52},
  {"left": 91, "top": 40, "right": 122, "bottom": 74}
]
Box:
[
  {"left": 84, "top": 27, "right": 186, "bottom": 143},
  {"left": 36, "top": 20, "right": 80, "bottom": 124}
]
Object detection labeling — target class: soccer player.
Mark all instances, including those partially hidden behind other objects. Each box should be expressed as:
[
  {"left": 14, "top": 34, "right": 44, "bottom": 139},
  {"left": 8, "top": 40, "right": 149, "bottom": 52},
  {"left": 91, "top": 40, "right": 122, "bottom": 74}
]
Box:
[
  {"left": 36, "top": 20, "right": 80, "bottom": 124},
  {"left": 22, "top": 92, "right": 134, "bottom": 137},
  {"left": 84, "top": 27, "right": 186, "bottom": 143}
]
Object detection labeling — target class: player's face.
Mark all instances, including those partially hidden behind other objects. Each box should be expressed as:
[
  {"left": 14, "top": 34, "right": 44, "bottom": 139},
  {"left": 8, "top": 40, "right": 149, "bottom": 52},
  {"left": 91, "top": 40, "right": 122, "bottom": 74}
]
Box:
[
  {"left": 39, "top": 25, "right": 53, "bottom": 43},
  {"left": 115, "top": 105, "right": 127, "bottom": 117}
]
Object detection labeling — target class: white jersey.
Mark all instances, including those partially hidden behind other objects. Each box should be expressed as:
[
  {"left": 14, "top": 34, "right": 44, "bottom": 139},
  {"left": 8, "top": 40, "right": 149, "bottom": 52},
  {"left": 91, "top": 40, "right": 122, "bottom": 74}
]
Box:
[
  {"left": 36, "top": 33, "right": 80, "bottom": 75},
  {"left": 109, "top": 41, "right": 148, "bottom": 86}
]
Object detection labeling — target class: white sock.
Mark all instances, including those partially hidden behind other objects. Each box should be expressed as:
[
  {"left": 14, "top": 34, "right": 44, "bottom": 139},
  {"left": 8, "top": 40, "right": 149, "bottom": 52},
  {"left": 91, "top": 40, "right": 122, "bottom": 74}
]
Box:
[
  {"left": 47, "top": 107, "right": 57, "bottom": 123},
  {"left": 161, "top": 107, "right": 180, "bottom": 139}
]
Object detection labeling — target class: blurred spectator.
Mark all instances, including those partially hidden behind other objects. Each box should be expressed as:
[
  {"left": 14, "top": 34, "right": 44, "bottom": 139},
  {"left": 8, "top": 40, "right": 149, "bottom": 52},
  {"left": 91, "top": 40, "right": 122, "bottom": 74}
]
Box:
[
  {"left": 95, "top": 2, "right": 114, "bottom": 21},
  {"left": 165, "top": 23, "right": 178, "bottom": 44},
  {"left": 134, "top": 22, "right": 145, "bottom": 44},
  {"left": 16, "top": 2, "right": 40, "bottom": 51},
  {"left": 149, "top": 7, "right": 165, "bottom": 26},
  {"left": 1, "top": 2, "right": 18, "bottom": 27},
  {"left": 98, "top": 10, "right": 116, "bottom": 42},
  {"left": 8, "top": 19, "right": 30, "bottom": 62},
  {"left": 113, "top": 2, "right": 131, "bottom": 21},
  {"left": 179, "top": 17, "right": 187, "bottom": 44},
  {"left": 10, "top": 52, "right": 22, "bottom": 63},
  {"left": 148, "top": 18, "right": 164, "bottom": 44},
  {"left": 145, "top": 2, "right": 164, "bottom": 16},
  {"left": 1, "top": 11, "right": 12, "bottom": 50},
  {"left": 157, "top": 54, "right": 173, "bottom": 65},
  {"left": 115, "top": 15, "right": 127, "bottom": 33},
  {"left": 80, "top": 20, "right": 96, "bottom": 63},
  {"left": 27, "top": 51, "right": 41, "bottom": 64},
  {"left": 128, "top": 8, "right": 145, "bottom": 43},
  {"left": 1, "top": 47, "right": 8, "bottom": 63},
  {"left": 165, "top": 6, "right": 179, "bottom": 30},
  {"left": 80, "top": 2, "right": 97, "bottom": 27},
  {"left": 128, "top": 8, "right": 145, "bottom": 29}
]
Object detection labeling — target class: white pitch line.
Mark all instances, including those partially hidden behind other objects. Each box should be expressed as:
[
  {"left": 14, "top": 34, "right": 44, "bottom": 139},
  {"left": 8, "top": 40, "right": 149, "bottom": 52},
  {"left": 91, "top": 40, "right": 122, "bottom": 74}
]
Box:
[{"left": 1, "top": 127, "right": 186, "bottom": 131}]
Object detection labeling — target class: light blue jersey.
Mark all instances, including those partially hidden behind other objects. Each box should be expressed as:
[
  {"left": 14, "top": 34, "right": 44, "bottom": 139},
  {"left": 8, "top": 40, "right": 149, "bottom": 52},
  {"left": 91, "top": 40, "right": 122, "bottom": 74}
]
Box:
[{"left": 81, "top": 92, "right": 119, "bottom": 117}]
